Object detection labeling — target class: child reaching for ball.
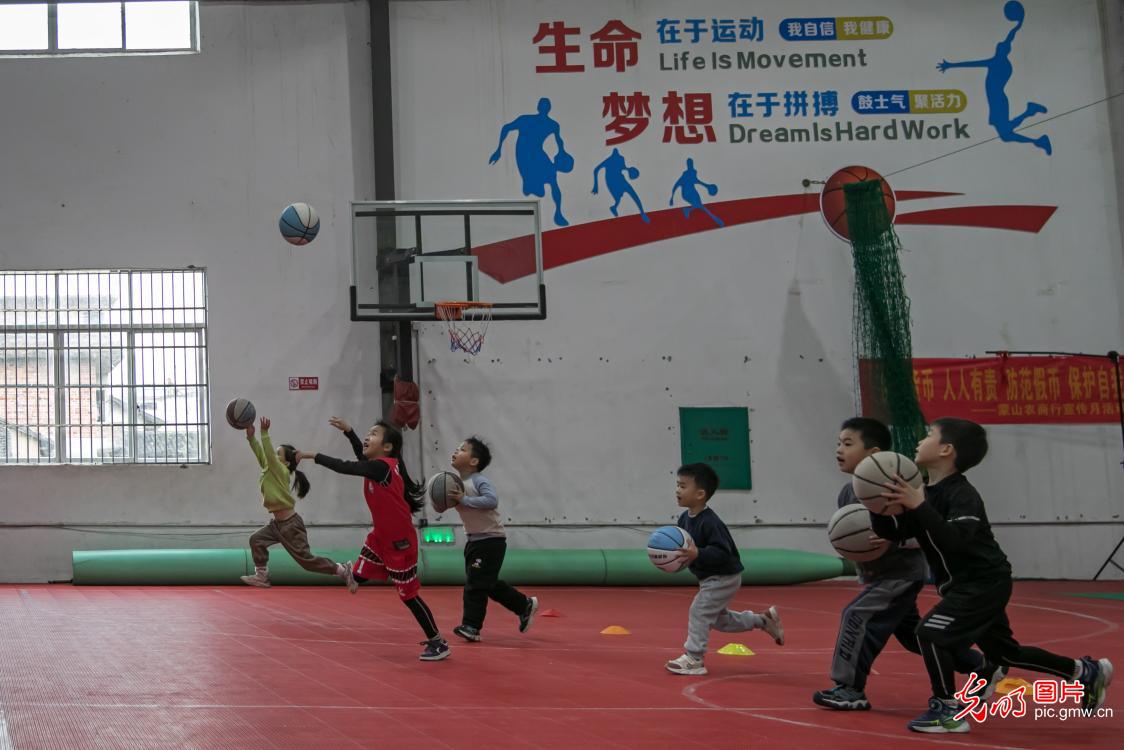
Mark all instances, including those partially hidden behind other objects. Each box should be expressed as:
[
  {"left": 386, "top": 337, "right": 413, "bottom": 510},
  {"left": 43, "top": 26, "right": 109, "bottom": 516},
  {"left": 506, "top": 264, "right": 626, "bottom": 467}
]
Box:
[
  {"left": 297, "top": 418, "right": 450, "bottom": 661},
  {"left": 239, "top": 416, "right": 356, "bottom": 590},
  {"left": 444, "top": 436, "right": 538, "bottom": 643},
  {"left": 665, "top": 463, "right": 783, "bottom": 675}
]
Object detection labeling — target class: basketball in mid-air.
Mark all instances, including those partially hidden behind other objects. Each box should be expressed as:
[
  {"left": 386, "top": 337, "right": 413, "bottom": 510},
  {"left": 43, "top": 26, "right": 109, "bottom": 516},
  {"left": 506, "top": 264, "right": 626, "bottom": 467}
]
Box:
[{"left": 279, "top": 202, "right": 320, "bottom": 246}]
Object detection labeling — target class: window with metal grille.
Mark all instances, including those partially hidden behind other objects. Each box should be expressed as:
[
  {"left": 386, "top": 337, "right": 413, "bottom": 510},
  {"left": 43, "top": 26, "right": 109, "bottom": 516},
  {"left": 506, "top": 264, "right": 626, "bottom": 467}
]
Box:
[
  {"left": 0, "top": 1, "right": 199, "bottom": 58},
  {"left": 1, "top": 269, "right": 210, "bottom": 464}
]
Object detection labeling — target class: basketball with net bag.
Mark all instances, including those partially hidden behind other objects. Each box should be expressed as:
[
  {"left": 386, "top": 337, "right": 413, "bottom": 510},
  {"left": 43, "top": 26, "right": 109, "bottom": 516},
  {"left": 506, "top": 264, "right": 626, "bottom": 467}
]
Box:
[{"left": 820, "top": 165, "right": 896, "bottom": 241}]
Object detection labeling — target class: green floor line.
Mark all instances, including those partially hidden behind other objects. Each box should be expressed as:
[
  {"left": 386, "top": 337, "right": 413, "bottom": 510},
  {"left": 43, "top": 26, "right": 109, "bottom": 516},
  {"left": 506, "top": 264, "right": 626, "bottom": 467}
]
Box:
[{"left": 1064, "top": 592, "right": 1124, "bottom": 602}]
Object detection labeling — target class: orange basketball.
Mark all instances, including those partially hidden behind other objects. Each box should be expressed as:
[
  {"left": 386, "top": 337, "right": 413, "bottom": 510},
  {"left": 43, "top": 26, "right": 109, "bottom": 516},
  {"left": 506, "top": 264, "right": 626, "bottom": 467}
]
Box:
[{"left": 819, "top": 166, "right": 896, "bottom": 241}]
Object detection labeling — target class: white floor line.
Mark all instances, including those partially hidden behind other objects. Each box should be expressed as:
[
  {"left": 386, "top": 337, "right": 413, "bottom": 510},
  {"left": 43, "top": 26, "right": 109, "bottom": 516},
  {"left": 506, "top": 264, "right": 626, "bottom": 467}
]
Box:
[
  {"left": 0, "top": 701, "right": 954, "bottom": 713},
  {"left": 682, "top": 674, "right": 1035, "bottom": 750},
  {"left": 0, "top": 705, "right": 14, "bottom": 750}
]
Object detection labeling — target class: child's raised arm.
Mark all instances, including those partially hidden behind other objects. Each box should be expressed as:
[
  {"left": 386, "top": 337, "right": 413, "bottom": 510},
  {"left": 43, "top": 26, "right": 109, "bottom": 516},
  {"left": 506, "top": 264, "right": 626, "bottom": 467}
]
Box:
[
  {"left": 258, "top": 417, "right": 289, "bottom": 483},
  {"left": 329, "top": 416, "right": 366, "bottom": 460},
  {"left": 245, "top": 424, "right": 266, "bottom": 468}
]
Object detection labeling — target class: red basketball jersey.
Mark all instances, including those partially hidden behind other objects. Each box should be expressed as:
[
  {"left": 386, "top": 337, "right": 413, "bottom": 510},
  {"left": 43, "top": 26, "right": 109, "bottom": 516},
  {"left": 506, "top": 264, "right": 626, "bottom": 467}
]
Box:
[{"left": 362, "top": 457, "right": 416, "bottom": 544}]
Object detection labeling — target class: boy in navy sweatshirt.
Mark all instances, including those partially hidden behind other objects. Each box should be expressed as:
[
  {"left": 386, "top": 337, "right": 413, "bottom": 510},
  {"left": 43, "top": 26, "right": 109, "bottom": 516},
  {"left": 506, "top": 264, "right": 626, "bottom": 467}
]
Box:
[{"left": 665, "top": 463, "right": 785, "bottom": 675}]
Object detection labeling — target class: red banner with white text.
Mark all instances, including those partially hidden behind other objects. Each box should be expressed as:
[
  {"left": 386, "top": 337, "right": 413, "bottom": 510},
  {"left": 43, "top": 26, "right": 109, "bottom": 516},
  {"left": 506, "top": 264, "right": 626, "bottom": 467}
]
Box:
[{"left": 861, "top": 355, "right": 1123, "bottom": 424}]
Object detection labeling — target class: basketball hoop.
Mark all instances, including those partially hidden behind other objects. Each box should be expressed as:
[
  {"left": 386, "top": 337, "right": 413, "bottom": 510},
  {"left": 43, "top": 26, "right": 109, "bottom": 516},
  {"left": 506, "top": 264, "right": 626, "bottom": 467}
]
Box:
[{"left": 434, "top": 301, "right": 493, "bottom": 355}]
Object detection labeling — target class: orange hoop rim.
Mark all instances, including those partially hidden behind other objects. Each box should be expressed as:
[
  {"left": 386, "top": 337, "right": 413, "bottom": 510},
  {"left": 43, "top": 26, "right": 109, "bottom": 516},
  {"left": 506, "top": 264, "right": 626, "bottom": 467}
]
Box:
[{"left": 434, "top": 300, "right": 494, "bottom": 321}]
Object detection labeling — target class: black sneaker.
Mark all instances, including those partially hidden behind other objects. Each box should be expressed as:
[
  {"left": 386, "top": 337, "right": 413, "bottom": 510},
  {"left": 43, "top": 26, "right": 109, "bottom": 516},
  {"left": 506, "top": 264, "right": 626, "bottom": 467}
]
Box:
[
  {"left": 518, "top": 596, "right": 539, "bottom": 633},
  {"left": 812, "top": 684, "right": 871, "bottom": 710},
  {"left": 419, "top": 637, "right": 451, "bottom": 661},
  {"left": 453, "top": 624, "right": 481, "bottom": 642}
]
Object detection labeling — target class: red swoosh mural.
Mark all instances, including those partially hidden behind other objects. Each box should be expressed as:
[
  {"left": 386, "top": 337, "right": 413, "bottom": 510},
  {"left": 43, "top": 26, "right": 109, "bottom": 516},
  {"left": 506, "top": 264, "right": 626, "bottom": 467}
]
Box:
[
  {"left": 895, "top": 205, "right": 1057, "bottom": 233},
  {"left": 474, "top": 191, "right": 1055, "bottom": 283}
]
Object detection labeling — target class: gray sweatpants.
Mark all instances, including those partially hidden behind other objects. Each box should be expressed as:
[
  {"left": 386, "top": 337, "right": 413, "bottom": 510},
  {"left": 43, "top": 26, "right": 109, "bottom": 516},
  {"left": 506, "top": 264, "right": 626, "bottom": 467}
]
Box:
[
  {"left": 830, "top": 578, "right": 984, "bottom": 691},
  {"left": 684, "top": 573, "right": 765, "bottom": 658}
]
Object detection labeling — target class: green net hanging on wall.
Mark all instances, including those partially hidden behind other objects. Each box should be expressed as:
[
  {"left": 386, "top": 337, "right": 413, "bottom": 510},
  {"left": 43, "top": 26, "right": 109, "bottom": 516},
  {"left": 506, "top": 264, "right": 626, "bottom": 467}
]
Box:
[{"left": 843, "top": 179, "right": 927, "bottom": 454}]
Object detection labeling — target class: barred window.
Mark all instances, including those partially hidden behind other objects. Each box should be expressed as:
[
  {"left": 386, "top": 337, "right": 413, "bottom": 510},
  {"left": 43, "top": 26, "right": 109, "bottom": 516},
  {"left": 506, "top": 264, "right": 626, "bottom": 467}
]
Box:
[
  {"left": 1, "top": 269, "right": 210, "bottom": 464},
  {"left": 0, "top": 2, "right": 199, "bottom": 58}
]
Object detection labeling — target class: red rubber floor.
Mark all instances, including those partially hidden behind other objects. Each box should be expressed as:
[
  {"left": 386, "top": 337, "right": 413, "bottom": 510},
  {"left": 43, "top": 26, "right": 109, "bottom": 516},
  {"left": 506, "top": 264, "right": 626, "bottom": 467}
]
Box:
[{"left": 0, "top": 581, "right": 1119, "bottom": 749}]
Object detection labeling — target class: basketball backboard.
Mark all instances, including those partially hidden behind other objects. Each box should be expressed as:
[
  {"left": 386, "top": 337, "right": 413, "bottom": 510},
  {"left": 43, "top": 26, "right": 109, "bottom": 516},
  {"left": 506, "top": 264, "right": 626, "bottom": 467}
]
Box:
[{"left": 350, "top": 200, "right": 546, "bottom": 321}]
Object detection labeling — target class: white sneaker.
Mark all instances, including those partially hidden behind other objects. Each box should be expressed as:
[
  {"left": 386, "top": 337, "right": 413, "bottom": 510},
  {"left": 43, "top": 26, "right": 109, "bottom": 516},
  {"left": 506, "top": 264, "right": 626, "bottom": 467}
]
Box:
[
  {"left": 666, "top": 653, "right": 708, "bottom": 675},
  {"left": 240, "top": 569, "right": 270, "bottom": 588},
  {"left": 762, "top": 606, "right": 784, "bottom": 645},
  {"left": 341, "top": 561, "right": 358, "bottom": 594}
]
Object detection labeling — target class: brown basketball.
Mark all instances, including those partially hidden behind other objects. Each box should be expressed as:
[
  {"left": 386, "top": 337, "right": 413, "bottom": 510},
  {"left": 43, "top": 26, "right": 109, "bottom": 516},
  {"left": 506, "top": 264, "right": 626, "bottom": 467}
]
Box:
[{"left": 820, "top": 165, "right": 896, "bottom": 241}]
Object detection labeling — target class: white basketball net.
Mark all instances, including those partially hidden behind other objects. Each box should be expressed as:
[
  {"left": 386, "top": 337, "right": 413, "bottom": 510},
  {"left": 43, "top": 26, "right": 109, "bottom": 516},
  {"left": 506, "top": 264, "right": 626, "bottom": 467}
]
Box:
[{"left": 435, "top": 301, "right": 493, "bottom": 356}]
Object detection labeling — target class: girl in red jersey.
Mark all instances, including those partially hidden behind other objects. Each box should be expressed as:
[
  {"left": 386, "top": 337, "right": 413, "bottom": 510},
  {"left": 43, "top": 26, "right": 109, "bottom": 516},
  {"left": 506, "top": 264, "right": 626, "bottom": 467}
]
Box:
[{"left": 296, "top": 418, "right": 450, "bottom": 661}]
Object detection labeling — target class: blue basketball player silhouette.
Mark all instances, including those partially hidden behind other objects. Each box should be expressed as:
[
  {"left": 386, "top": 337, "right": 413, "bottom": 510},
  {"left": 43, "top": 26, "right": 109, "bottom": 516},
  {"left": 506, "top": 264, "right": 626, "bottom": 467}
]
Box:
[
  {"left": 937, "top": 1, "right": 1051, "bottom": 155},
  {"left": 591, "top": 148, "right": 649, "bottom": 223},
  {"left": 669, "top": 158, "right": 723, "bottom": 227},
  {"left": 489, "top": 97, "right": 573, "bottom": 226}
]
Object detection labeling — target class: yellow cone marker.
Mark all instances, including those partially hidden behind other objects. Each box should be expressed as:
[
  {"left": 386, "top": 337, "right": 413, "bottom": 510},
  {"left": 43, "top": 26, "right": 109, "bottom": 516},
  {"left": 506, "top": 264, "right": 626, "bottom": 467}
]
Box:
[
  {"left": 600, "top": 625, "right": 631, "bottom": 635},
  {"left": 717, "top": 643, "right": 754, "bottom": 656},
  {"left": 995, "top": 677, "right": 1032, "bottom": 696}
]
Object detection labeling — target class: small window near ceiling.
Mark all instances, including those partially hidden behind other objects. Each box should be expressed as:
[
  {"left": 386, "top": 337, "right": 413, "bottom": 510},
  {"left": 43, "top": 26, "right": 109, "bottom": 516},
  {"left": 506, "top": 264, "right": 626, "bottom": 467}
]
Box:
[{"left": 0, "top": 2, "right": 198, "bottom": 57}]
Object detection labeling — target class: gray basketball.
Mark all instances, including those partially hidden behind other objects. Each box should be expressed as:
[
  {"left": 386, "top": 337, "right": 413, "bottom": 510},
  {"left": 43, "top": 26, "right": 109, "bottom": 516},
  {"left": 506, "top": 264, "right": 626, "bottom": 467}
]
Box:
[
  {"left": 852, "top": 451, "right": 923, "bottom": 516},
  {"left": 225, "top": 398, "right": 256, "bottom": 429},
  {"left": 828, "top": 503, "right": 887, "bottom": 562},
  {"left": 427, "top": 471, "right": 464, "bottom": 513}
]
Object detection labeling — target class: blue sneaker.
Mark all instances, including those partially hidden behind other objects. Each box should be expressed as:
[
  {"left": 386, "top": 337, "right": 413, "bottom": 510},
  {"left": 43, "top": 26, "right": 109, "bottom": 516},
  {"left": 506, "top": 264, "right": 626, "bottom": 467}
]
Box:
[
  {"left": 419, "top": 637, "right": 451, "bottom": 661},
  {"left": 1079, "top": 656, "right": 1113, "bottom": 711},
  {"left": 907, "top": 698, "right": 970, "bottom": 733}
]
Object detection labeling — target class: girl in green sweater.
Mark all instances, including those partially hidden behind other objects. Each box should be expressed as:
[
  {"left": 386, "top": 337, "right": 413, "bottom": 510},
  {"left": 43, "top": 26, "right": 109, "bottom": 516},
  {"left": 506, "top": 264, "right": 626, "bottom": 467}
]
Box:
[{"left": 240, "top": 416, "right": 357, "bottom": 591}]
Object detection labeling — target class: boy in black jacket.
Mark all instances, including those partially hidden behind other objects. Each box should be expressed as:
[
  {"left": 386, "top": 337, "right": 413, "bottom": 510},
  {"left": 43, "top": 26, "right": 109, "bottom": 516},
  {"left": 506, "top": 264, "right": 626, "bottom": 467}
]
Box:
[
  {"left": 876, "top": 418, "right": 1112, "bottom": 733},
  {"left": 665, "top": 463, "right": 784, "bottom": 676}
]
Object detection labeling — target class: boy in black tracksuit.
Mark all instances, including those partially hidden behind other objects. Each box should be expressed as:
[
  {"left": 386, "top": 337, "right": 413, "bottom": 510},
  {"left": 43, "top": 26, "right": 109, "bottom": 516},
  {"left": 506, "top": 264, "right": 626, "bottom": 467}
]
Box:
[{"left": 874, "top": 417, "right": 1113, "bottom": 733}]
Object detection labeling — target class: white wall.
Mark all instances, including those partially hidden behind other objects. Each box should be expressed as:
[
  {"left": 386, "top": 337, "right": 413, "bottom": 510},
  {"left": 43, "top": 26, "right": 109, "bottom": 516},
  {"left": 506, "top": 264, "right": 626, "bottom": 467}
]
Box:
[
  {"left": 1103, "top": 0, "right": 1124, "bottom": 344},
  {"left": 394, "top": 0, "right": 1124, "bottom": 579},
  {"left": 0, "top": 1, "right": 380, "bottom": 581},
  {"left": 0, "top": 1, "right": 1121, "bottom": 582}
]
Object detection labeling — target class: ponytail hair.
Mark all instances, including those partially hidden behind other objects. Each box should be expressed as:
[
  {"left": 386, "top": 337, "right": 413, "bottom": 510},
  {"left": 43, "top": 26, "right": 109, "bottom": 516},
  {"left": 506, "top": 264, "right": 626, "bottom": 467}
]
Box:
[
  {"left": 279, "top": 444, "right": 310, "bottom": 499},
  {"left": 374, "top": 420, "right": 426, "bottom": 513}
]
